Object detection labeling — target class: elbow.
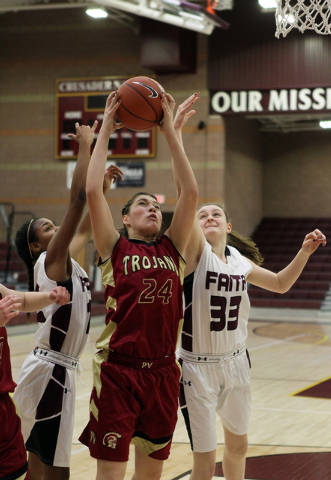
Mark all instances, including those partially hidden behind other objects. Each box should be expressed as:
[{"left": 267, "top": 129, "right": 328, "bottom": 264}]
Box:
[
  {"left": 188, "top": 184, "right": 199, "bottom": 204},
  {"left": 71, "top": 186, "right": 87, "bottom": 202},
  {"left": 86, "top": 185, "right": 102, "bottom": 204}
]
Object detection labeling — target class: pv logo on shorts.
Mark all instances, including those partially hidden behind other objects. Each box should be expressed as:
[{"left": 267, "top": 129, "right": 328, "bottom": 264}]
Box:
[{"left": 103, "top": 432, "right": 122, "bottom": 449}]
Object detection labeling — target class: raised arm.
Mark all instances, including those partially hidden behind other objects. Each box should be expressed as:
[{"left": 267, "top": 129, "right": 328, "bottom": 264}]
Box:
[
  {"left": 247, "top": 229, "right": 326, "bottom": 292},
  {"left": 161, "top": 92, "right": 199, "bottom": 256},
  {"left": 86, "top": 92, "right": 123, "bottom": 261},
  {"left": 171, "top": 93, "right": 204, "bottom": 274},
  {"left": 0, "top": 284, "right": 70, "bottom": 327},
  {"left": 45, "top": 121, "right": 97, "bottom": 280}
]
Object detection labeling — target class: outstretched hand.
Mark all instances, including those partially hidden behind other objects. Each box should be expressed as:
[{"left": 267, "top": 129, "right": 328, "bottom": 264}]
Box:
[
  {"left": 159, "top": 91, "right": 176, "bottom": 134},
  {"left": 173, "top": 91, "right": 200, "bottom": 131},
  {"left": 103, "top": 164, "right": 124, "bottom": 193},
  {"left": 49, "top": 286, "right": 71, "bottom": 305},
  {"left": 67, "top": 120, "right": 98, "bottom": 146},
  {"left": 0, "top": 295, "right": 22, "bottom": 326},
  {"left": 101, "top": 91, "right": 124, "bottom": 134},
  {"left": 301, "top": 229, "right": 326, "bottom": 255}
]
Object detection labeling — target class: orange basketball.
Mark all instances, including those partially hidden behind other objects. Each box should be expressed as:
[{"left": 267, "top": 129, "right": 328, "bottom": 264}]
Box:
[{"left": 116, "top": 76, "right": 164, "bottom": 131}]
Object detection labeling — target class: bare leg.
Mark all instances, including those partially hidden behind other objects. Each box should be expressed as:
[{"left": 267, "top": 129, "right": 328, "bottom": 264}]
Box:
[
  {"left": 189, "top": 450, "right": 216, "bottom": 480},
  {"left": 28, "top": 452, "right": 70, "bottom": 480},
  {"left": 43, "top": 465, "right": 70, "bottom": 480},
  {"left": 28, "top": 453, "right": 43, "bottom": 480},
  {"left": 222, "top": 426, "right": 248, "bottom": 480},
  {"left": 131, "top": 446, "right": 164, "bottom": 480},
  {"left": 96, "top": 459, "right": 127, "bottom": 480}
]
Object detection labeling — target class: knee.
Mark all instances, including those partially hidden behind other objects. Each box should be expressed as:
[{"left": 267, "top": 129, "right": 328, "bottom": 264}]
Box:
[{"left": 226, "top": 437, "right": 248, "bottom": 458}]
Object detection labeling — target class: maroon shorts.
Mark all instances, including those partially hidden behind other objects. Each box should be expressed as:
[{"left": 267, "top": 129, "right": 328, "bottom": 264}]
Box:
[
  {"left": 0, "top": 393, "right": 29, "bottom": 479},
  {"left": 79, "top": 351, "right": 181, "bottom": 462}
]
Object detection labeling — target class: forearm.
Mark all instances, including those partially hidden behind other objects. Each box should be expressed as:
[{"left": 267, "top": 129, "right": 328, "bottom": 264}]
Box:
[
  {"left": 20, "top": 292, "right": 56, "bottom": 312},
  {"left": 276, "top": 249, "right": 310, "bottom": 292},
  {"left": 172, "top": 129, "right": 184, "bottom": 198},
  {"left": 71, "top": 141, "right": 91, "bottom": 199},
  {"left": 164, "top": 129, "right": 197, "bottom": 199},
  {"left": 86, "top": 128, "right": 109, "bottom": 195}
]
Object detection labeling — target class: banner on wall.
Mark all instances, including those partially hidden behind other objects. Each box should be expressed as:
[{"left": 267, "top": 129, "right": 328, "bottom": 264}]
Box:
[
  {"left": 66, "top": 161, "right": 145, "bottom": 189},
  {"left": 210, "top": 87, "right": 331, "bottom": 116}
]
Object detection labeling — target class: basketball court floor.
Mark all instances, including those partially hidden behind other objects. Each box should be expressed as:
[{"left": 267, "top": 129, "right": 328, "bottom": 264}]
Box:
[{"left": 7, "top": 308, "right": 331, "bottom": 480}]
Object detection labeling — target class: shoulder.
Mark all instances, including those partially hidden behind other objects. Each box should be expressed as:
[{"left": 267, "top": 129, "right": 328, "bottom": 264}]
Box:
[
  {"left": 34, "top": 251, "right": 47, "bottom": 272},
  {"left": 227, "top": 246, "right": 253, "bottom": 274}
]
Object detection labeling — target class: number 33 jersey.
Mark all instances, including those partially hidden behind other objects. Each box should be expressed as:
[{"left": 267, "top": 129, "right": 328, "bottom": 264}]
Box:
[
  {"left": 181, "top": 240, "right": 253, "bottom": 355},
  {"left": 97, "top": 235, "right": 185, "bottom": 359}
]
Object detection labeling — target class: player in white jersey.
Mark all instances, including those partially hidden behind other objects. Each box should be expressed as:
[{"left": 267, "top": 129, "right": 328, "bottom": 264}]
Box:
[
  {"left": 13, "top": 121, "right": 100, "bottom": 480},
  {"left": 172, "top": 96, "right": 327, "bottom": 480}
]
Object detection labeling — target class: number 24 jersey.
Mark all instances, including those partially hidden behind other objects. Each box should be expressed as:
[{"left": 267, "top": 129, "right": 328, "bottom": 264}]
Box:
[{"left": 97, "top": 235, "right": 185, "bottom": 360}]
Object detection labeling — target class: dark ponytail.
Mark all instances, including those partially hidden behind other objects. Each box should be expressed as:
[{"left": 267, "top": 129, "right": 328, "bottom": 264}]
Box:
[{"left": 15, "top": 219, "right": 39, "bottom": 291}]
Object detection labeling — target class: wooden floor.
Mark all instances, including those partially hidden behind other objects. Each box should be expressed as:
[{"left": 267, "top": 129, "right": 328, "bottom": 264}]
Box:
[{"left": 8, "top": 313, "right": 331, "bottom": 480}]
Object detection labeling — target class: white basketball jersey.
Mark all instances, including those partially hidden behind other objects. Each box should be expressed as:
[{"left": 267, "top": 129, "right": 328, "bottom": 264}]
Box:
[
  {"left": 181, "top": 241, "right": 253, "bottom": 355},
  {"left": 33, "top": 251, "right": 91, "bottom": 358}
]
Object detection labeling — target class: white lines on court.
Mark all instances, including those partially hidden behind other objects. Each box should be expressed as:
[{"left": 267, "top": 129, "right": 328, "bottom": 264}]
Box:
[{"left": 249, "top": 333, "right": 307, "bottom": 351}]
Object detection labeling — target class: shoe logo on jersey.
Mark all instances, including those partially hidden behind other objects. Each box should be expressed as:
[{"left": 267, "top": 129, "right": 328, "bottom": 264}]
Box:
[
  {"left": 133, "top": 82, "right": 158, "bottom": 98},
  {"left": 197, "top": 357, "right": 208, "bottom": 361},
  {"left": 90, "top": 431, "right": 96, "bottom": 444},
  {"left": 103, "top": 432, "right": 122, "bottom": 449},
  {"left": 142, "top": 362, "right": 153, "bottom": 369},
  {"left": 183, "top": 380, "right": 192, "bottom": 386}
]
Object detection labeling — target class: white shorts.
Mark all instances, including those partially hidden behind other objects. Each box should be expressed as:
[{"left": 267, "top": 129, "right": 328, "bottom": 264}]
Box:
[
  {"left": 179, "top": 350, "right": 251, "bottom": 452},
  {"left": 14, "top": 350, "right": 76, "bottom": 467}
]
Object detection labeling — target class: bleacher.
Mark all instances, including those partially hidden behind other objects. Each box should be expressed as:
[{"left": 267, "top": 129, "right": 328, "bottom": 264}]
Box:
[{"left": 249, "top": 218, "right": 331, "bottom": 309}]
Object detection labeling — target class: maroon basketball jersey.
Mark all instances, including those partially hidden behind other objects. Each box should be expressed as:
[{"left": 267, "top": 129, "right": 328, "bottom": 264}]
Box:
[
  {"left": 98, "top": 235, "right": 185, "bottom": 359},
  {"left": 0, "top": 293, "right": 16, "bottom": 394}
]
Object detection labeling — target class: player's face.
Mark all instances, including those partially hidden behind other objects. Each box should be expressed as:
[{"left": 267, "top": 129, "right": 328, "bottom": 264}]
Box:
[
  {"left": 33, "top": 218, "right": 59, "bottom": 252},
  {"left": 124, "top": 195, "right": 162, "bottom": 238},
  {"left": 197, "top": 205, "right": 231, "bottom": 241}
]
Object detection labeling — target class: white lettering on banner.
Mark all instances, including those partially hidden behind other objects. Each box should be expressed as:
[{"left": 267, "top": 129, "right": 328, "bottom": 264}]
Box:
[
  {"left": 269, "top": 90, "right": 289, "bottom": 111},
  {"left": 248, "top": 91, "right": 263, "bottom": 112},
  {"left": 58, "top": 79, "right": 124, "bottom": 93},
  {"left": 211, "top": 87, "right": 331, "bottom": 114},
  {"left": 298, "top": 88, "right": 311, "bottom": 111},
  {"left": 64, "top": 111, "right": 82, "bottom": 119}
]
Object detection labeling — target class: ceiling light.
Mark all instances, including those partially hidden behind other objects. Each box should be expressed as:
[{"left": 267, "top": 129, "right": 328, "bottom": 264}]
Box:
[
  {"left": 320, "top": 120, "right": 331, "bottom": 129},
  {"left": 258, "top": 0, "right": 277, "bottom": 8},
  {"left": 86, "top": 8, "right": 108, "bottom": 18}
]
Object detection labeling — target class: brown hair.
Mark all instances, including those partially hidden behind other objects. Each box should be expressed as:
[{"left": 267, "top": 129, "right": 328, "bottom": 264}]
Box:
[
  {"left": 119, "top": 192, "right": 160, "bottom": 239},
  {"left": 198, "top": 203, "right": 263, "bottom": 266}
]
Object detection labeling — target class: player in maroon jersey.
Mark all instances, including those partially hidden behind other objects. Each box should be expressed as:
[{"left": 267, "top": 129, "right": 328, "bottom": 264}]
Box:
[
  {"left": 79, "top": 90, "right": 199, "bottom": 479},
  {"left": 0, "top": 284, "right": 69, "bottom": 480}
]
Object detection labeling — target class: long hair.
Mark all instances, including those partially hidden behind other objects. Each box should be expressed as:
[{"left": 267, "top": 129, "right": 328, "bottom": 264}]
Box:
[
  {"left": 119, "top": 192, "right": 160, "bottom": 239},
  {"left": 15, "top": 218, "right": 40, "bottom": 292},
  {"left": 199, "top": 203, "right": 264, "bottom": 266}
]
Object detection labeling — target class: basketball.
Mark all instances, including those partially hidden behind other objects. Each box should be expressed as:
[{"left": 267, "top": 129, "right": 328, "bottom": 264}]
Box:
[{"left": 116, "top": 76, "right": 164, "bottom": 131}]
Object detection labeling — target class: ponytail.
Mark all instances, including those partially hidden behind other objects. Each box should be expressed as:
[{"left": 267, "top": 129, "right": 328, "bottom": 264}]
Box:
[
  {"left": 227, "top": 230, "right": 263, "bottom": 266},
  {"left": 14, "top": 219, "right": 39, "bottom": 292}
]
